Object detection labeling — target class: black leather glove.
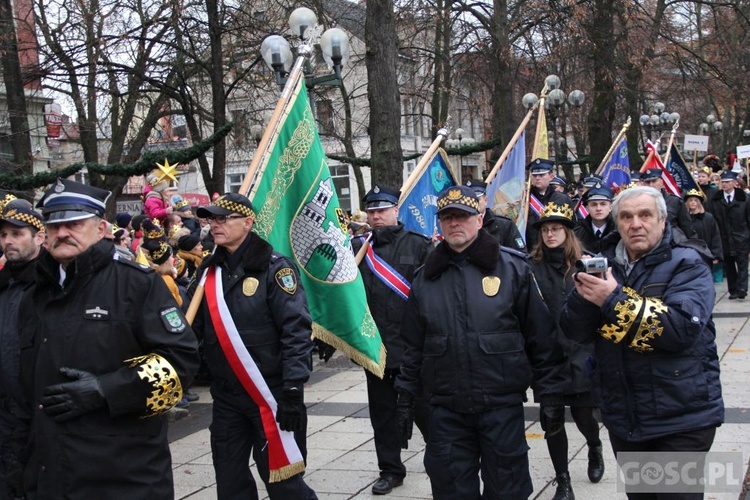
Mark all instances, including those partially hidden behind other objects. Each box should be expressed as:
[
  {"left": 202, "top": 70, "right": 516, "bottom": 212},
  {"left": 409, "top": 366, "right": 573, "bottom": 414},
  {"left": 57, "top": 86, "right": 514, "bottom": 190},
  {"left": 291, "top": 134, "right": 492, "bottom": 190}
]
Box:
[
  {"left": 276, "top": 385, "right": 306, "bottom": 433},
  {"left": 314, "top": 338, "right": 336, "bottom": 363},
  {"left": 540, "top": 404, "right": 565, "bottom": 437},
  {"left": 395, "top": 392, "right": 415, "bottom": 449},
  {"left": 41, "top": 368, "right": 106, "bottom": 423}
]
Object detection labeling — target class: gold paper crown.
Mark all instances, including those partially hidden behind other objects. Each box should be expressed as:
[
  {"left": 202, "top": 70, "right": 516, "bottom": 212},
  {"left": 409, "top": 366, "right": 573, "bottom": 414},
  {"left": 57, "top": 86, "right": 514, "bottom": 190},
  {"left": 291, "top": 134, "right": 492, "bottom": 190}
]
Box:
[
  {"left": 0, "top": 194, "right": 18, "bottom": 213},
  {"left": 540, "top": 202, "right": 574, "bottom": 221},
  {"left": 2, "top": 207, "right": 44, "bottom": 231},
  {"left": 699, "top": 166, "right": 711, "bottom": 175},
  {"left": 214, "top": 196, "right": 255, "bottom": 217},
  {"left": 684, "top": 188, "right": 705, "bottom": 201},
  {"left": 148, "top": 241, "right": 171, "bottom": 264},
  {"left": 143, "top": 220, "right": 165, "bottom": 240},
  {"left": 175, "top": 199, "right": 189, "bottom": 210},
  {"left": 437, "top": 188, "right": 479, "bottom": 212},
  {"left": 168, "top": 225, "right": 182, "bottom": 240}
]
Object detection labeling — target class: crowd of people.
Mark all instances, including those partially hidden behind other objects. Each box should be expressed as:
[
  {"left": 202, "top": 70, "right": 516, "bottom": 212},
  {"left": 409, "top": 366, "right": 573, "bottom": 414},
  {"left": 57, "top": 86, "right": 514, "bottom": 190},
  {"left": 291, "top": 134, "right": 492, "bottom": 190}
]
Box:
[{"left": 0, "top": 151, "right": 745, "bottom": 499}]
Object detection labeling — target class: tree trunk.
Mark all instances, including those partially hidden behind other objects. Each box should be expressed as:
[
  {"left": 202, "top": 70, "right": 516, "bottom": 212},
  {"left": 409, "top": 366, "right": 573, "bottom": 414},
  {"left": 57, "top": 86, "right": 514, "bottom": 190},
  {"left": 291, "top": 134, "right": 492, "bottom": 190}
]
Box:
[
  {"left": 489, "top": 0, "right": 515, "bottom": 163},
  {"left": 0, "top": 0, "right": 33, "bottom": 176},
  {"left": 365, "top": 0, "right": 403, "bottom": 187},
  {"left": 206, "top": 0, "right": 227, "bottom": 194}
]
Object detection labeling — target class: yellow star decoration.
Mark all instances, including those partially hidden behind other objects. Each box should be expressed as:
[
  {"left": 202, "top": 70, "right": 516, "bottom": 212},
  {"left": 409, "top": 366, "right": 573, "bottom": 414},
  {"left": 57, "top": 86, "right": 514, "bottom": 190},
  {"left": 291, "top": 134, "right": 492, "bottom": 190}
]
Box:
[{"left": 155, "top": 158, "right": 179, "bottom": 185}]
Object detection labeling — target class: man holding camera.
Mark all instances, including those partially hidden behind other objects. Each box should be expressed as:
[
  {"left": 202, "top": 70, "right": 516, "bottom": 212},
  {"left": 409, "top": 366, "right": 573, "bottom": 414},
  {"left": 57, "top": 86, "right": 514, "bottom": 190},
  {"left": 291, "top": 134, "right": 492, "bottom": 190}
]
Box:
[{"left": 561, "top": 187, "right": 724, "bottom": 497}]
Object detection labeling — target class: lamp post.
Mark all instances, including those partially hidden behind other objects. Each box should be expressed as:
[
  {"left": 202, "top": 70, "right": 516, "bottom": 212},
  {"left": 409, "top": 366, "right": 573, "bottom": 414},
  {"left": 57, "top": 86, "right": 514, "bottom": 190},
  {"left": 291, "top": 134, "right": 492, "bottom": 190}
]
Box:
[
  {"left": 542, "top": 74, "right": 585, "bottom": 175},
  {"left": 699, "top": 114, "right": 723, "bottom": 155},
  {"left": 639, "top": 102, "right": 679, "bottom": 152},
  {"left": 260, "top": 8, "right": 350, "bottom": 118},
  {"left": 446, "top": 127, "right": 475, "bottom": 182}
]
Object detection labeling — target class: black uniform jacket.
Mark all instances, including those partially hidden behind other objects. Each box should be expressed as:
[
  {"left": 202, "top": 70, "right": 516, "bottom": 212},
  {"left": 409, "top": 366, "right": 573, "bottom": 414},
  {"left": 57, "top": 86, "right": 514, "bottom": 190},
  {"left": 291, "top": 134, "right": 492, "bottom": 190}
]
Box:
[
  {"left": 18, "top": 239, "right": 199, "bottom": 499},
  {"left": 708, "top": 188, "right": 750, "bottom": 255},
  {"left": 192, "top": 232, "right": 313, "bottom": 392},
  {"left": 395, "top": 229, "right": 564, "bottom": 413},
  {"left": 351, "top": 223, "right": 431, "bottom": 368},
  {"left": 573, "top": 216, "right": 617, "bottom": 255},
  {"left": 483, "top": 209, "right": 526, "bottom": 252}
]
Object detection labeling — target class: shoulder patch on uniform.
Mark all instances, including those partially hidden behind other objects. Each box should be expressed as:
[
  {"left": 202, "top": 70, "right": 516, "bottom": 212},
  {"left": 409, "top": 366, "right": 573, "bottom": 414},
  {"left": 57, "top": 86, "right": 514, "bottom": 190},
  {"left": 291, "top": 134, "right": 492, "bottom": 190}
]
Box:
[
  {"left": 499, "top": 246, "right": 528, "bottom": 259},
  {"left": 275, "top": 267, "right": 298, "bottom": 295},
  {"left": 113, "top": 255, "right": 153, "bottom": 273},
  {"left": 160, "top": 306, "right": 187, "bottom": 333}
]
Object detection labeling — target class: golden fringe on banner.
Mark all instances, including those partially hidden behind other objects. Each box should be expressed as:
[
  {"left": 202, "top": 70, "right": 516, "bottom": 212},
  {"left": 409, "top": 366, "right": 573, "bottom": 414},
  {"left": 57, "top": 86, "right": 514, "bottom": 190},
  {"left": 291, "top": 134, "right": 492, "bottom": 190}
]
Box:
[{"left": 312, "top": 323, "right": 387, "bottom": 379}]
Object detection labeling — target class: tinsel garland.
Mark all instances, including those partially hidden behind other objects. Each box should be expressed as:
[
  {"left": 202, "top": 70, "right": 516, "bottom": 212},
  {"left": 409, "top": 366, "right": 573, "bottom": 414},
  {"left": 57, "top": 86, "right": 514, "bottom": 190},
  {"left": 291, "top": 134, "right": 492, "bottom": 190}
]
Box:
[{"left": 0, "top": 123, "right": 233, "bottom": 190}]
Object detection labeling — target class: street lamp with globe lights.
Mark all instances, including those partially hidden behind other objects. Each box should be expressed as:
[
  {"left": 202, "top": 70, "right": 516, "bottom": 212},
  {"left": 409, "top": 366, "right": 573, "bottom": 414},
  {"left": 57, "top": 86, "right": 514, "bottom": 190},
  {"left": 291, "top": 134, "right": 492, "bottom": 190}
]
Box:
[
  {"left": 260, "top": 8, "right": 350, "bottom": 117},
  {"left": 542, "top": 75, "right": 585, "bottom": 175},
  {"left": 699, "top": 114, "right": 724, "bottom": 155},
  {"left": 445, "top": 127, "right": 476, "bottom": 181},
  {"left": 639, "top": 102, "right": 679, "bottom": 152}
]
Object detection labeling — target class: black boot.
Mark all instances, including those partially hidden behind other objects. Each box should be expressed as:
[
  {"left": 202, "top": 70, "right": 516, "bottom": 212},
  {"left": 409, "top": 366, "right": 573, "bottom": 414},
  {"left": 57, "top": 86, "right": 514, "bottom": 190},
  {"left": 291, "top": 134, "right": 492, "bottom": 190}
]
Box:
[
  {"left": 552, "top": 471, "right": 575, "bottom": 500},
  {"left": 587, "top": 445, "right": 605, "bottom": 483}
]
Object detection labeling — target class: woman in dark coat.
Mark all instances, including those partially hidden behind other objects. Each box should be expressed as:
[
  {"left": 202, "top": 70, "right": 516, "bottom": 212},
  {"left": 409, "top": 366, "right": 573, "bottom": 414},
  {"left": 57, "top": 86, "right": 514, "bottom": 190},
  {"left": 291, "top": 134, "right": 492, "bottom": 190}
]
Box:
[
  {"left": 529, "top": 202, "right": 604, "bottom": 500},
  {"left": 684, "top": 188, "right": 723, "bottom": 282}
]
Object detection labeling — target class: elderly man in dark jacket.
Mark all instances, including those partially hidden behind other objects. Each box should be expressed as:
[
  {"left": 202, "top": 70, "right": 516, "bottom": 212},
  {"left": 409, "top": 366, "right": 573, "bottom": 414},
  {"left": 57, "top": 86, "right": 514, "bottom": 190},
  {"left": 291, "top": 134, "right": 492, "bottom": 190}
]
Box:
[
  {"left": 561, "top": 186, "right": 724, "bottom": 498},
  {"left": 18, "top": 179, "right": 200, "bottom": 499},
  {"left": 708, "top": 170, "right": 750, "bottom": 299},
  {"left": 395, "top": 186, "right": 564, "bottom": 499}
]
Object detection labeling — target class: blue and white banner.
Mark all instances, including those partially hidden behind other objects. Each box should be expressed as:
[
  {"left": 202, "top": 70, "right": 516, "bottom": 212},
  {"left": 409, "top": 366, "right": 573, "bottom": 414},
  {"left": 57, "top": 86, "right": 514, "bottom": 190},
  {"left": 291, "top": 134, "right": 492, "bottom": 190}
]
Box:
[
  {"left": 600, "top": 136, "right": 631, "bottom": 190},
  {"left": 398, "top": 149, "right": 457, "bottom": 238}
]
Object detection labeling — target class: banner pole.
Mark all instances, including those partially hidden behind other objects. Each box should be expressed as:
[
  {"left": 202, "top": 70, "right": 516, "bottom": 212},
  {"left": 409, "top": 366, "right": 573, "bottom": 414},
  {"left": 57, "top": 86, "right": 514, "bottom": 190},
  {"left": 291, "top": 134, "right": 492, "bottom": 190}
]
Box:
[
  {"left": 594, "top": 117, "right": 632, "bottom": 176},
  {"left": 186, "top": 56, "right": 306, "bottom": 325},
  {"left": 661, "top": 120, "right": 680, "bottom": 167},
  {"left": 485, "top": 101, "right": 539, "bottom": 185}
]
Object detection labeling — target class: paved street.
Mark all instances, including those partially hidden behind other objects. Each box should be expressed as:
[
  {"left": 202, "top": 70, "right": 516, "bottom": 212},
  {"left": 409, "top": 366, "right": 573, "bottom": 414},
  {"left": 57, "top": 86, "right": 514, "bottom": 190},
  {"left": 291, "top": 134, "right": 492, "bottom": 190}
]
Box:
[{"left": 169, "top": 281, "right": 750, "bottom": 499}]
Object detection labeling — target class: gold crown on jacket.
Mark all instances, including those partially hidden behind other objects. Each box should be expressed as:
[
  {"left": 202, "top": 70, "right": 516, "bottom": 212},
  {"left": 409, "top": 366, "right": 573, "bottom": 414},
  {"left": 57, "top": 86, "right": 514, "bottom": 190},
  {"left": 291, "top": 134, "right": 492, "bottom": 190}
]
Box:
[
  {"left": 684, "top": 188, "right": 705, "bottom": 201},
  {"left": 540, "top": 202, "right": 574, "bottom": 221}
]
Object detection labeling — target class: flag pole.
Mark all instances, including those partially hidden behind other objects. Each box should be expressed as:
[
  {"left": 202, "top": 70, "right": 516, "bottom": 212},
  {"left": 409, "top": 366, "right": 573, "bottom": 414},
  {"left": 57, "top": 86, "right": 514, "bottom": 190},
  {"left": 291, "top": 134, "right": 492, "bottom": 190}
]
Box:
[
  {"left": 398, "top": 128, "right": 450, "bottom": 204},
  {"left": 661, "top": 120, "right": 680, "bottom": 167},
  {"left": 485, "top": 100, "right": 540, "bottom": 185},
  {"left": 185, "top": 56, "right": 306, "bottom": 325},
  {"left": 522, "top": 86, "right": 550, "bottom": 238},
  {"left": 594, "top": 117, "right": 632, "bottom": 176}
]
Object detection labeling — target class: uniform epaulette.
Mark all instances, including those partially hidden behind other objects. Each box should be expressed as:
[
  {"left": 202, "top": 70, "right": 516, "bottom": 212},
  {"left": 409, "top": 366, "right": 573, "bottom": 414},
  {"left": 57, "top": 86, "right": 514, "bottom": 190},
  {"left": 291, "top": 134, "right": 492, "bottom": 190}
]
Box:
[
  {"left": 499, "top": 246, "right": 528, "bottom": 259},
  {"left": 113, "top": 253, "right": 154, "bottom": 273}
]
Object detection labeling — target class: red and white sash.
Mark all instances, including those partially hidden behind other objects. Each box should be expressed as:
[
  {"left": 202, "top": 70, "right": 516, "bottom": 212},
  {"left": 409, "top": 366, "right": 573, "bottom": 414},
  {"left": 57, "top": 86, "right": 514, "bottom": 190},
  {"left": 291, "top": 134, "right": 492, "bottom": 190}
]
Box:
[{"left": 204, "top": 266, "right": 305, "bottom": 482}]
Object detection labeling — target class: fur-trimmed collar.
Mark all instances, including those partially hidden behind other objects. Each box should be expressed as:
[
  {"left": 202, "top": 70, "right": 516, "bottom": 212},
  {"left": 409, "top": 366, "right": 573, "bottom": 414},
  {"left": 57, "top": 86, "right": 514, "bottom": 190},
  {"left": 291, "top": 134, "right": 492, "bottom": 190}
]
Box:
[
  {"left": 202, "top": 232, "right": 273, "bottom": 274},
  {"left": 423, "top": 229, "right": 499, "bottom": 280}
]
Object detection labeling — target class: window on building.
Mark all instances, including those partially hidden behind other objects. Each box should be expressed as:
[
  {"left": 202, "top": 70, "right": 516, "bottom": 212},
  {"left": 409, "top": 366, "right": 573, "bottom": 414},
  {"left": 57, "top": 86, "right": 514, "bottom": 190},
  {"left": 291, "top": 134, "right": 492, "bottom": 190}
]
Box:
[
  {"left": 227, "top": 173, "right": 243, "bottom": 193},
  {"left": 317, "top": 99, "right": 335, "bottom": 135},
  {"left": 329, "top": 163, "right": 351, "bottom": 213}
]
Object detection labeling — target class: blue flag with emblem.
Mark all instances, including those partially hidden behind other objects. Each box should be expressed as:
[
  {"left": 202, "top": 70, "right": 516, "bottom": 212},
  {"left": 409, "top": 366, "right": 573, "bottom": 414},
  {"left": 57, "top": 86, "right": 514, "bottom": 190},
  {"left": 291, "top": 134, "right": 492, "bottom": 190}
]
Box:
[
  {"left": 665, "top": 144, "right": 700, "bottom": 194},
  {"left": 600, "top": 136, "right": 631, "bottom": 191},
  {"left": 398, "top": 148, "right": 457, "bottom": 238}
]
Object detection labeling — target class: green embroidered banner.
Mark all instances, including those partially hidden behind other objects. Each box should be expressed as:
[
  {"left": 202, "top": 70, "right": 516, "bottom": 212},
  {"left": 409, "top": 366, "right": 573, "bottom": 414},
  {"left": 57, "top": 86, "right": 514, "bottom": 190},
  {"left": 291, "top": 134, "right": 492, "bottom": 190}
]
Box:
[{"left": 250, "top": 74, "right": 384, "bottom": 377}]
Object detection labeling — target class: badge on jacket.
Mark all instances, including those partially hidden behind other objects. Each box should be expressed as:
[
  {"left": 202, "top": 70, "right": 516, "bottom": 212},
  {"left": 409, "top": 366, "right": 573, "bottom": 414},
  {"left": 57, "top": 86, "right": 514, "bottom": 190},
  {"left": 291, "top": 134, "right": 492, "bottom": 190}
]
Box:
[
  {"left": 275, "top": 268, "right": 298, "bottom": 295},
  {"left": 160, "top": 306, "right": 187, "bottom": 333},
  {"left": 243, "top": 277, "right": 259, "bottom": 296},
  {"left": 482, "top": 276, "right": 501, "bottom": 296}
]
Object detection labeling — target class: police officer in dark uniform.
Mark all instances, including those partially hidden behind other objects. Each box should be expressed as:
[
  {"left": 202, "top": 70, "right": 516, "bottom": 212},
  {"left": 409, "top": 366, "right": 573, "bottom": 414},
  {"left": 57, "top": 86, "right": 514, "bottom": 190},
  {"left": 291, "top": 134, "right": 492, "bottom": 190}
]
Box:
[
  {"left": 0, "top": 199, "right": 44, "bottom": 499},
  {"left": 17, "top": 179, "right": 199, "bottom": 499},
  {"left": 350, "top": 185, "right": 432, "bottom": 495},
  {"left": 395, "top": 186, "right": 564, "bottom": 498},
  {"left": 191, "top": 193, "right": 316, "bottom": 499},
  {"left": 641, "top": 168, "right": 697, "bottom": 238},
  {"left": 464, "top": 179, "right": 526, "bottom": 252},
  {"left": 573, "top": 185, "right": 617, "bottom": 254},
  {"left": 526, "top": 159, "right": 572, "bottom": 250}
]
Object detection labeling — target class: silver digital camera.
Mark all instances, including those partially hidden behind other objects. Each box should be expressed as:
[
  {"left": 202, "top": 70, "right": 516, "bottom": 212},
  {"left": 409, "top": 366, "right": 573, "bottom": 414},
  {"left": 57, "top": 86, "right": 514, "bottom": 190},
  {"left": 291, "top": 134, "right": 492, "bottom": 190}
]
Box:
[{"left": 575, "top": 257, "right": 608, "bottom": 277}]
